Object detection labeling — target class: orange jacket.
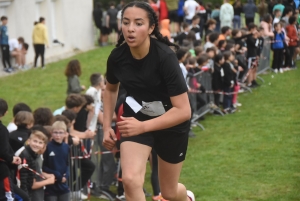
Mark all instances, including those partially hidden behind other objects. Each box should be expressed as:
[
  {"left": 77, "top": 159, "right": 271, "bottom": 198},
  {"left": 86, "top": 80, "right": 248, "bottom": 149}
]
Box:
[{"left": 286, "top": 25, "right": 298, "bottom": 47}]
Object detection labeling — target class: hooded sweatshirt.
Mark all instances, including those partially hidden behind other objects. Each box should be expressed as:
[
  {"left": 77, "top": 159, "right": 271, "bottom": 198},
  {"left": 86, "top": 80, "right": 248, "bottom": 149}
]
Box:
[
  {"left": 32, "top": 23, "right": 49, "bottom": 45},
  {"left": 243, "top": 0, "right": 257, "bottom": 19},
  {"left": 160, "top": 19, "right": 171, "bottom": 40},
  {"left": 220, "top": 3, "right": 234, "bottom": 22}
]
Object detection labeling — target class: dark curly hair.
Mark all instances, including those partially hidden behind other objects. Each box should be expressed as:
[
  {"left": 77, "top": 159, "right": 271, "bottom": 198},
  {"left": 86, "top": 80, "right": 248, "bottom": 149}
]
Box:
[
  {"left": 64, "top": 59, "right": 82, "bottom": 77},
  {"left": 116, "top": 1, "right": 179, "bottom": 51}
]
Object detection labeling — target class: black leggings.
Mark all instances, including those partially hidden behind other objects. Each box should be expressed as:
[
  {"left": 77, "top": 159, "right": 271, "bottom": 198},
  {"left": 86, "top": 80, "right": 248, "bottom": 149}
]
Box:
[
  {"left": 34, "top": 44, "right": 45, "bottom": 67},
  {"left": 272, "top": 49, "right": 284, "bottom": 70},
  {"left": 1, "top": 44, "right": 11, "bottom": 68},
  {"left": 151, "top": 149, "right": 160, "bottom": 196}
]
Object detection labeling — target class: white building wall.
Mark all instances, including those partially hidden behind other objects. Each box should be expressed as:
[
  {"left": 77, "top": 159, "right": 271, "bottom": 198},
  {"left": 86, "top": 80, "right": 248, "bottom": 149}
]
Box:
[{"left": 0, "top": 0, "right": 94, "bottom": 68}]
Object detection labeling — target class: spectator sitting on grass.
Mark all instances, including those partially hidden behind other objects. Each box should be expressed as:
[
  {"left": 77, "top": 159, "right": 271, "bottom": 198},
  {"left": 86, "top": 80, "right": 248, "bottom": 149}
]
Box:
[{"left": 65, "top": 59, "right": 85, "bottom": 95}]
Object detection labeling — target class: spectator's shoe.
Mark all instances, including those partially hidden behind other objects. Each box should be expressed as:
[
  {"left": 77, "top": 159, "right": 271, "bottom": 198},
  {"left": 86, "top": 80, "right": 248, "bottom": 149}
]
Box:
[
  {"left": 252, "top": 80, "right": 260, "bottom": 87},
  {"left": 187, "top": 190, "right": 195, "bottom": 201},
  {"left": 274, "top": 69, "right": 278, "bottom": 74},
  {"left": 230, "top": 108, "right": 237, "bottom": 114},
  {"left": 279, "top": 68, "right": 283, "bottom": 73},
  {"left": 116, "top": 194, "right": 126, "bottom": 201},
  {"left": 233, "top": 102, "right": 242, "bottom": 108},
  {"left": 81, "top": 193, "right": 88, "bottom": 200}
]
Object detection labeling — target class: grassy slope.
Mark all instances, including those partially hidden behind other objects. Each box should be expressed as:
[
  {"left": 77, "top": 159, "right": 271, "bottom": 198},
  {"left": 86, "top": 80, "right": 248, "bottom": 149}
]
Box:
[{"left": 0, "top": 46, "right": 299, "bottom": 201}]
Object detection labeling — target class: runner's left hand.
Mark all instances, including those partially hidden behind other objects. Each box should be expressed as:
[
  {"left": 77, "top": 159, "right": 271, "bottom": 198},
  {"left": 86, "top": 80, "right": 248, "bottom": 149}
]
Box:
[{"left": 117, "top": 116, "right": 145, "bottom": 137}]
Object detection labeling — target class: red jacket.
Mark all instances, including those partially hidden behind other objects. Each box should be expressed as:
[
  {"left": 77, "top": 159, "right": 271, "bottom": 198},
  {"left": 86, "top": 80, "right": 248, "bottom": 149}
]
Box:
[{"left": 286, "top": 25, "right": 298, "bottom": 47}]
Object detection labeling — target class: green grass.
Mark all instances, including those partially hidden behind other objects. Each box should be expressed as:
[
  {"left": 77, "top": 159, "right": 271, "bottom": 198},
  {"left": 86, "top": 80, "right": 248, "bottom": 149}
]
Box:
[{"left": 1, "top": 46, "right": 300, "bottom": 201}]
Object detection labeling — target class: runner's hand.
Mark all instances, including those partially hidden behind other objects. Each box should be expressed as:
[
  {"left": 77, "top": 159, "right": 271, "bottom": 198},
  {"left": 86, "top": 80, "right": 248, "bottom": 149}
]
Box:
[
  {"left": 103, "top": 128, "right": 117, "bottom": 150},
  {"left": 117, "top": 116, "right": 145, "bottom": 137}
]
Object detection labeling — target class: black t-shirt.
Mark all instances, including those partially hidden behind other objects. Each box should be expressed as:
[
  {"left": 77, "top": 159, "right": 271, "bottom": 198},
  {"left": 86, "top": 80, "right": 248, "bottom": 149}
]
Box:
[
  {"left": 106, "top": 37, "right": 188, "bottom": 122},
  {"left": 107, "top": 8, "right": 118, "bottom": 25}
]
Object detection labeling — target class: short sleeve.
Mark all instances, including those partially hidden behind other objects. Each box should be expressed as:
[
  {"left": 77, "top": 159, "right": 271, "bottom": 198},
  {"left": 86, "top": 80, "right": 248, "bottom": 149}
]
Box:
[
  {"left": 160, "top": 52, "right": 188, "bottom": 97},
  {"left": 106, "top": 53, "right": 119, "bottom": 84}
]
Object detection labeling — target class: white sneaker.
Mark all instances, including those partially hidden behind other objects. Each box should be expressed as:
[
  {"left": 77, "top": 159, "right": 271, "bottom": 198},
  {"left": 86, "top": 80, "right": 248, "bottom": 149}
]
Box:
[
  {"left": 279, "top": 68, "right": 283, "bottom": 73},
  {"left": 81, "top": 193, "right": 88, "bottom": 200},
  {"left": 274, "top": 69, "right": 278, "bottom": 73},
  {"left": 187, "top": 190, "right": 195, "bottom": 201}
]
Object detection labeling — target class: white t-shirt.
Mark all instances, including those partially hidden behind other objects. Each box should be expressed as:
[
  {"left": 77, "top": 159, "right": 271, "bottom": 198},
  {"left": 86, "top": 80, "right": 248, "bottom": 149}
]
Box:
[
  {"left": 7, "top": 122, "right": 17, "bottom": 133},
  {"left": 184, "top": 0, "right": 199, "bottom": 20},
  {"left": 86, "top": 86, "right": 102, "bottom": 131},
  {"left": 204, "top": 41, "right": 215, "bottom": 51},
  {"left": 8, "top": 38, "right": 19, "bottom": 52}
]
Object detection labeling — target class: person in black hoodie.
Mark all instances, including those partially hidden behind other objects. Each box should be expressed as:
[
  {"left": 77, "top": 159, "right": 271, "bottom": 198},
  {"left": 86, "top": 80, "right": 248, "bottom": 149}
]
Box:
[
  {"left": 0, "top": 98, "right": 21, "bottom": 201},
  {"left": 222, "top": 51, "right": 235, "bottom": 113},
  {"left": 9, "top": 111, "right": 34, "bottom": 153},
  {"left": 212, "top": 54, "right": 225, "bottom": 108}
]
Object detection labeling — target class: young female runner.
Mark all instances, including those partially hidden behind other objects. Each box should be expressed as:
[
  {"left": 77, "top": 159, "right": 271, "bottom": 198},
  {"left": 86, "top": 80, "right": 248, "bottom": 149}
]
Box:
[{"left": 103, "top": 2, "right": 195, "bottom": 201}]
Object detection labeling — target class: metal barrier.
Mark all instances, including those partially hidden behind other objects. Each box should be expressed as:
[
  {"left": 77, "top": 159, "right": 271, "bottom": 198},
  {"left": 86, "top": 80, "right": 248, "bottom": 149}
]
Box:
[
  {"left": 69, "top": 145, "right": 82, "bottom": 201},
  {"left": 257, "top": 37, "right": 272, "bottom": 82},
  {"left": 187, "top": 70, "right": 224, "bottom": 130}
]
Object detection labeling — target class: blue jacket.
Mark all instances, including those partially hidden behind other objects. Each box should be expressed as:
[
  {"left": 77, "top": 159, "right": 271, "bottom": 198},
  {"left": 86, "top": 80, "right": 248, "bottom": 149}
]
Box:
[
  {"left": 243, "top": 0, "right": 257, "bottom": 18},
  {"left": 0, "top": 25, "right": 8, "bottom": 45},
  {"left": 43, "top": 140, "right": 69, "bottom": 196},
  {"left": 272, "top": 32, "right": 285, "bottom": 49}
]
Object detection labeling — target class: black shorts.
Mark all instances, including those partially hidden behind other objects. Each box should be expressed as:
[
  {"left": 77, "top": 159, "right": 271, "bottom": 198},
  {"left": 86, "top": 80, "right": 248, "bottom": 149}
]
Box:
[
  {"left": 168, "top": 10, "right": 179, "bottom": 23},
  {"left": 121, "top": 121, "right": 189, "bottom": 164},
  {"left": 109, "top": 23, "right": 119, "bottom": 34},
  {"left": 100, "top": 26, "right": 110, "bottom": 35}
]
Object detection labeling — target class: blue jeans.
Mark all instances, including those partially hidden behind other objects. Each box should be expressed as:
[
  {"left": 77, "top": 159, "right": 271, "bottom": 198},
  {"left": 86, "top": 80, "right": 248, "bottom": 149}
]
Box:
[{"left": 233, "top": 15, "right": 241, "bottom": 29}]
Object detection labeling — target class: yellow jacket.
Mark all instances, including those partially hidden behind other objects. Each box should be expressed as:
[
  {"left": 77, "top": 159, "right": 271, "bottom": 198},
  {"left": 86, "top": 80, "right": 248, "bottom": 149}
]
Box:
[{"left": 32, "top": 23, "right": 49, "bottom": 45}]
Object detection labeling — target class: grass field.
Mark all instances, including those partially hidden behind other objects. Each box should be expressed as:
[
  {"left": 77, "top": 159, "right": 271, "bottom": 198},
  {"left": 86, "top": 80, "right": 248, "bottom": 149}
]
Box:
[{"left": 0, "top": 46, "right": 299, "bottom": 201}]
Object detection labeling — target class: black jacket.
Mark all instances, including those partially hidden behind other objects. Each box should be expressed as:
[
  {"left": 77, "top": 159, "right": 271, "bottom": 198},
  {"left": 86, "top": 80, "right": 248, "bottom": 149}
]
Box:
[
  {"left": 246, "top": 34, "right": 258, "bottom": 58},
  {"left": 222, "top": 62, "right": 234, "bottom": 88},
  {"left": 19, "top": 145, "right": 38, "bottom": 196},
  {"left": 212, "top": 64, "right": 224, "bottom": 90},
  {"left": 174, "top": 32, "right": 188, "bottom": 46},
  {"left": 9, "top": 126, "right": 31, "bottom": 153},
  {"left": 0, "top": 121, "right": 15, "bottom": 180}
]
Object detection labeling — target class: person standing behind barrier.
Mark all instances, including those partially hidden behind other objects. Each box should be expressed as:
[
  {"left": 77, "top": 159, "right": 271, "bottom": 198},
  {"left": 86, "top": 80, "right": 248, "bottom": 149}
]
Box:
[
  {"left": 273, "top": 0, "right": 285, "bottom": 17},
  {"left": 233, "top": 0, "right": 243, "bottom": 29},
  {"left": 184, "top": 0, "right": 200, "bottom": 24},
  {"left": 246, "top": 23, "right": 259, "bottom": 87},
  {"left": 103, "top": 2, "right": 195, "bottom": 201},
  {"left": 285, "top": 16, "right": 298, "bottom": 68},
  {"left": 272, "top": 23, "right": 285, "bottom": 73},
  {"left": 65, "top": 59, "right": 86, "bottom": 95},
  {"left": 211, "top": 4, "right": 221, "bottom": 32},
  {"left": 243, "top": 0, "right": 257, "bottom": 27},
  {"left": 165, "top": 0, "right": 180, "bottom": 33},
  {"left": 257, "top": 0, "right": 268, "bottom": 22},
  {"left": 220, "top": 0, "right": 234, "bottom": 28},
  {"left": 222, "top": 51, "right": 235, "bottom": 113},
  {"left": 32, "top": 17, "right": 48, "bottom": 69},
  {"left": 212, "top": 54, "right": 225, "bottom": 108},
  {"left": 43, "top": 121, "right": 70, "bottom": 201},
  {"left": 106, "top": 1, "right": 119, "bottom": 45},
  {"left": 0, "top": 16, "right": 13, "bottom": 73}
]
